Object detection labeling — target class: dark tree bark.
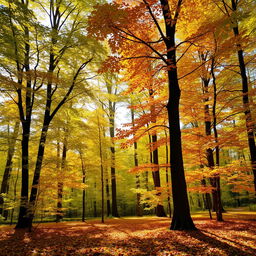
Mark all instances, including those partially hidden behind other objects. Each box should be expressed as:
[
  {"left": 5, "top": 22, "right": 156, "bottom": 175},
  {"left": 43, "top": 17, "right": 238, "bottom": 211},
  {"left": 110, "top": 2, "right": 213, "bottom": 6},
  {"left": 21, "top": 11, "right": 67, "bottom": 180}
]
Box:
[
  {"left": 160, "top": 0, "right": 196, "bottom": 230},
  {"left": 12, "top": 0, "right": 33, "bottom": 228},
  {"left": 28, "top": 118, "right": 50, "bottom": 228},
  {"left": 0, "top": 121, "right": 19, "bottom": 218}
]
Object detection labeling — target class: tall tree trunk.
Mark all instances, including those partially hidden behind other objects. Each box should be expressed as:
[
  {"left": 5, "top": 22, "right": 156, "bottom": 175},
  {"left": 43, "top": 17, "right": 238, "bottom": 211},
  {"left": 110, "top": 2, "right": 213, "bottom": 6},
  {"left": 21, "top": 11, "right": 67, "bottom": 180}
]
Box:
[
  {"left": 15, "top": 1, "right": 91, "bottom": 229},
  {"left": 11, "top": 163, "right": 20, "bottom": 226},
  {"left": 164, "top": 131, "right": 172, "bottom": 218},
  {"left": 0, "top": 121, "right": 19, "bottom": 218},
  {"left": 198, "top": 51, "right": 219, "bottom": 214},
  {"left": 211, "top": 59, "right": 223, "bottom": 221},
  {"left": 80, "top": 152, "right": 86, "bottom": 222},
  {"left": 203, "top": 78, "right": 219, "bottom": 213},
  {"left": 28, "top": 119, "right": 50, "bottom": 228},
  {"left": 166, "top": 67, "right": 195, "bottom": 229},
  {"left": 131, "top": 107, "right": 143, "bottom": 216},
  {"left": 105, "top": 174, "right": 111, "bottom": 217},
  {"left": 55, "top": 134, "right": 61, "bottom": 221},
  {"left": 110, "top": 129, "right": 119, "bottom": 217},
  {"left": 147, "top": 132, "right": 152, "bottom": 192},
  {"left": 16, "top": 122, "right": 30, "bottom": 228},
  {"left": 108, "top": 104, "right": 119, "bottom": 217},
  {"left": 149, "top": 88, "right": 166, "bottom": 217},
  {"left": 97, "top": 114, "right": 104, "bottom": 223},
  {"left": 93, "top": 181, "right": 97, "bottom": 217},
  {"left": 160, "top": 0, "right": 196, "bottom": 229},
  {"left": 15, "top": 1, "right": 33, "bottom": 228},
  {"left": 201, "top": 177, "right": 212, "bottom": 219},
  {"left": 151, "top": 134, "right": 166, "bottom": 217},
  {"left": 200, "top": 54, "right": 222, "bottom": 219},
  {"left": 102, "top": 128, "right": 111, "bottom": 217},
  {"left": 56, "top": 129, "right": 68, "bottom": 222},
  {"left": 231, "top": 0, "right": 256, "bottom": 194}
]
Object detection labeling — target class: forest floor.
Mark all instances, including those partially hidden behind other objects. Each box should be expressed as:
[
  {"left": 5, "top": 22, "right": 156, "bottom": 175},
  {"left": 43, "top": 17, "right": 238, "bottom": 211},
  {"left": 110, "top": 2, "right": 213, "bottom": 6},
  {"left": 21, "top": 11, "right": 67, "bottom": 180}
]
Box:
[{"left": 0, "top": 210, "right": 255, "bottom": 256}]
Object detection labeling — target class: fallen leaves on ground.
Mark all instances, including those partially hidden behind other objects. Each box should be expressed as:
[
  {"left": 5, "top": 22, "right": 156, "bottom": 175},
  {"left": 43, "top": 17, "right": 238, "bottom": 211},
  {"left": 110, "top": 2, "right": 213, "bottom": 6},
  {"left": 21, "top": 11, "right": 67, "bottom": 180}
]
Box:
[{"left": 0, "top": 216, "right": 256, "bottom": 256}]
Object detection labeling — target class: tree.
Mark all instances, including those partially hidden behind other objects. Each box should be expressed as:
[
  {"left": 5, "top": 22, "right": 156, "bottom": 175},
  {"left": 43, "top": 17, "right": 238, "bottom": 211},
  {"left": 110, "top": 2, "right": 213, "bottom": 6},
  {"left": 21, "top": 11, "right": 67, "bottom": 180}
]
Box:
[
  {"left": 0, "top": 0, "right": 95, "bottom": 228},
  {"left": 89, "top": 0, "right": 196, "bottom": 229},
  {"left": 97, "top": 110, "right": 105, "bottom": 223},
  {"left": 131, "top": 102, "right": 143, "bottom": 217},
  {"left": 0, "top": 120, "right": 19, "bottom": 219},
  {"left": 221, "top": 0, "right": 256, "bottom": 193},
  {"left": 105, "top": 75, "right": 119, "bottom": 217}
]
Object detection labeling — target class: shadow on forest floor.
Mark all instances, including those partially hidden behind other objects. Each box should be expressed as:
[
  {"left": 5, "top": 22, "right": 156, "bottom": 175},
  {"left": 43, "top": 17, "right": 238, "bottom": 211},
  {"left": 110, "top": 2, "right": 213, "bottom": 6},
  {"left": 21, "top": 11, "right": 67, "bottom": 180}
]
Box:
[{"left": 0, "top": 217, "right": 256, "bottom": 256}]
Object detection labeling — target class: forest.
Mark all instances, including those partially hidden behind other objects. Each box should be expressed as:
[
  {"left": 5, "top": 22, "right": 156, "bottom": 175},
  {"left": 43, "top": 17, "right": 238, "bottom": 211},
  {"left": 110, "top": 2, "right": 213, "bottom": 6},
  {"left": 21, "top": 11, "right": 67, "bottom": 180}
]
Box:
[{"left": 0, "top": 0, "right": 255, "bottom": 255}]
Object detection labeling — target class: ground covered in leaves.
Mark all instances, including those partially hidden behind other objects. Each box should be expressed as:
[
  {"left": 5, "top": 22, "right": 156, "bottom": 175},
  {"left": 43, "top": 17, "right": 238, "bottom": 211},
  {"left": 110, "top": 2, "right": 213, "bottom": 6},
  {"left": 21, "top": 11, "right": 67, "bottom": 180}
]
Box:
[{"left": 0, "top": 212, "right": 256, "bottom": 256}]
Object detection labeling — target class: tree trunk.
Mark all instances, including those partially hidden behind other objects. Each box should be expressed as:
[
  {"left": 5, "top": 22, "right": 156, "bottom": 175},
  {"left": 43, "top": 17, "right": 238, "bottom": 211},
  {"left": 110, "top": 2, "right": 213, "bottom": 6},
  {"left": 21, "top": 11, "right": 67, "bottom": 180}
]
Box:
[
  {"left": 201, "top": 65, "right": 222, "bottom": 220},
  {"left": 93, "top": 181, "right": 97, "bottom": 217},
  {"left": 102, "top": 124, "right": 111, "bottom": 217},
  {"left": 15, "top": 1, "right": 90, "bottom": 228},
  {"left": 167, "top": 82, "right": 195, "bottom": 229},
  {"left": 27, "top": 118, "right": 50, "bottom": 228},
  {"left": 55, "top": 136, "right": 61, "bottom": 221},
  {"left": 93, "top": 201, "right": 97, "bottom": 217},
  {"left": 109, "top": 122, "right": 119, "bottom": 217},
  {"left": 16, "top": 122, "right": 30, "bottom": 228},
  {"left": 163, "top": 20, "right": 195, "bottom": 230},
  {"left": 15, "top": 7, "right": 33, "bottom": 228},
  {"left": 201, "top": 178, "right": 212, "bottom": 219},
  {"left": 11, "top": 165, "right": 20, "bottom": 226},
  {"left": 152, "top": 134, "right": 166, "bottom": 217},
  {"left": 106, "top": 81, "right": 119, "bottom": 218},
  {"left": 56, "top": 131, "right": 67, "bottom": 222},
  {"left": 159, "top": 0, "right": 195, "bottom": 230},
  {"left": 211, "top": 60, "right": 223, "bottom": 221},
  {"left": 97, "top": 114, "right": 104, "bottom": 223},
  {"left": 105, "top": 175, "right": 111, "bottom": 217},
  {"left": 165, "top": 131, "right": 172, "bottom": 218},
  {"left": 80, "top": 152, "right": 86, "bottom": 222},
  {"left": 131, "top": 107, "right": 143, "bottom": 216},
  {"left": 0, "top": 121, "right": 19, "bottom": 218},
  {"left": 100, "top": 146, "right": 104, "bottom": 223},
  {"left": 149, "top": 87, "right": 166, "bottom": 217}
]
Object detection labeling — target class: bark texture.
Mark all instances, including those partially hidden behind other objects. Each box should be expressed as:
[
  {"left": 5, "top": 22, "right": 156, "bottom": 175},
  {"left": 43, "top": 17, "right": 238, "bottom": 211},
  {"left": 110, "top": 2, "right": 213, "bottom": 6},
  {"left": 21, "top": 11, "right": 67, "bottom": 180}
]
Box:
[{"left": 160, "top": 0, "right": 196, "bottom": 229}]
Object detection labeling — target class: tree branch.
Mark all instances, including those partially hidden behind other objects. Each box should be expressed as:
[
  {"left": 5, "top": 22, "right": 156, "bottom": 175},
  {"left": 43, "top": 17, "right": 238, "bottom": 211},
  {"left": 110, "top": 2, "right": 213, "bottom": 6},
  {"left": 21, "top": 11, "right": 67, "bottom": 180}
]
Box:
[
  {"left": 49, "top": 58, "right": 93, "bottom": 121},
  {"left": 142, "top": 0, "right": 166, "bottom": 42}
]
